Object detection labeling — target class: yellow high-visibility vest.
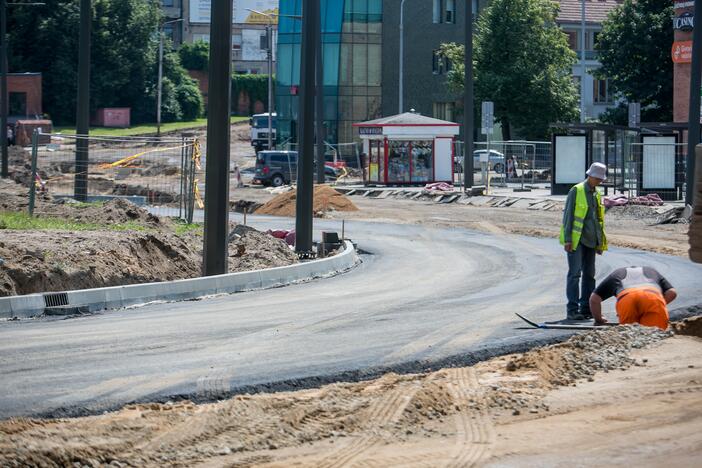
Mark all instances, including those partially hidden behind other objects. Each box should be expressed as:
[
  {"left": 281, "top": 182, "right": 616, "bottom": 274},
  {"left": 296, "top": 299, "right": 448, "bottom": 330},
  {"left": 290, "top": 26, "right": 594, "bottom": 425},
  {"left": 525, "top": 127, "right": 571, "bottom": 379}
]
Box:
[{"left": 560, "top": 182, "right": 608, "bottom": 251}]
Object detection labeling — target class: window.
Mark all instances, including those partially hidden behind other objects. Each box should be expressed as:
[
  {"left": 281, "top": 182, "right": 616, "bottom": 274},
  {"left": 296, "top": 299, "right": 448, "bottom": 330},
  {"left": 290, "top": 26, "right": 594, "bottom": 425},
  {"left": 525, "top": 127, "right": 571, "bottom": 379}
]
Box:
[
  {"left": 9, "top": 92, "right": 27, "bottom": 116},
  {"left": 564, "top": 30, "right": 578, "bottom": 51},
  {"left": 433, "top": 0, "right": 442, "bottom": 24},
  {"left": 593, "top": 78, "right": 611, "bottom": 103},
  {"left": 232, "top": 33, "right": 242, "bottom": 51},
  {"left": 432, "top": 50, "right": 442, "bottom": 74},
  {"left": 445, "top": 0, "right": 455, "bottom": 24},
  {"left": 433, "top": 102, "right": 455, "bottom": 121}
]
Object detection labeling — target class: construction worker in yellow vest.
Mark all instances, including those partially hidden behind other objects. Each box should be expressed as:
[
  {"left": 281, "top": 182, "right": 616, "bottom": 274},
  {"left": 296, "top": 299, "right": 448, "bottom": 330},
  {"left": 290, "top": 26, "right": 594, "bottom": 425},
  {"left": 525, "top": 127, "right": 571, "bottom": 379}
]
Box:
[{"left": 560, "top": 162, "right": 608, "bottom": 321}]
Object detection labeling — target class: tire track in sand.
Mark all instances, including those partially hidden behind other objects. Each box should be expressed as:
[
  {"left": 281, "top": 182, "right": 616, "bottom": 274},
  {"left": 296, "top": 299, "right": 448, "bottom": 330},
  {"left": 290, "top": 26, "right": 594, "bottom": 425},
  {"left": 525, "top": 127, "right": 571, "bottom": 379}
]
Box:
[
  {"left": 444, "top": 367, "right": 495, "bottom": 468},
  {"left": 315, "top": 381, "right": 423, "bottom": 468}
]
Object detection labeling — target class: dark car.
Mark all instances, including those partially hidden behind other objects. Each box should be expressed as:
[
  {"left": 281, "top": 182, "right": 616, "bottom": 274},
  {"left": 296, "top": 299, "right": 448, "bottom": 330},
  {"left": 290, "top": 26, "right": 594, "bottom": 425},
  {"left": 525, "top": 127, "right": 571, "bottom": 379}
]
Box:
[{"left": 253, "top": 151, "right": 338, "bottom": 187}]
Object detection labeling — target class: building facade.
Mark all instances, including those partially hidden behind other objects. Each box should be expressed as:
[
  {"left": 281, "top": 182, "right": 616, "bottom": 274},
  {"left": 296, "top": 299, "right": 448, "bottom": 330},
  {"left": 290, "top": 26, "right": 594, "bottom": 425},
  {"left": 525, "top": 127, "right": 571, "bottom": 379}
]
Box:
[
  {"left": 275, "top": 0, "right": 383, "bottom": 145},
  {"left": 672, "top": 0, "right": 695, "bottom": 122},
  {"left": 161, "top": 0, "right": 279, "bottom": 75},
  {"left": 556, "top": 0, "right": 623, "bottom": 121}
]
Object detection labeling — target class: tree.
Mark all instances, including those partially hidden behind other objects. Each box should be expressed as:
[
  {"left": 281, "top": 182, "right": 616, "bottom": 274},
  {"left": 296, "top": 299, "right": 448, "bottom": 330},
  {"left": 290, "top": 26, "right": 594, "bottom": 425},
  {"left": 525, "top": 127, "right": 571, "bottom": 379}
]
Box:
[
  {"left": 441, "top": 0, "right": 579, "bottom": 140},
  {"left": 595, "top": 0, "right": 674, "bottom": 124},
  {"left": 179, "top": 40, "right": 209, "bottom": 71},
  {"left": 7, "top": 0, "right": 203, "bottom": 125}
]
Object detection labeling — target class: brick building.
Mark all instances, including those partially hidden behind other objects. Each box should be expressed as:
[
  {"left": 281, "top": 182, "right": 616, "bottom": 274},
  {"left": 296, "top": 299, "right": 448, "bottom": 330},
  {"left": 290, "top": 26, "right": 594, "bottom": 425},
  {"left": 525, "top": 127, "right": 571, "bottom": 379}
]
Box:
[
  {"left": 672, "top": 0, "right": 695, "bottom": 122},
  {"left": 5, "top": 73, "right": 42, "bottom": 120}
]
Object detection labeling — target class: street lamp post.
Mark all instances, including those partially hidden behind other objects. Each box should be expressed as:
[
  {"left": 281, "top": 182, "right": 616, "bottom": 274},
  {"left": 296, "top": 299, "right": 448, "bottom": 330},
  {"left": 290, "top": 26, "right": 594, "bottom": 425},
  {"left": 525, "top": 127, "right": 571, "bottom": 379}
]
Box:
[
  {"left": 399, "top": 0, "right": 406, "bottom": 114},
  {"left": 580, "top": 0, "right": 586, "bottom": 123},
  {"left": 157, "top": 18, "right": 183, "bottom": 137},
  {"left": 1, "top": 1, "right": 45, "bottom": 179},
  {"left": 464, "top": 0, "right": 474, "bottom": 190},
  {"left": 246, "top": 8, "right": 274, "bottom": 151}
]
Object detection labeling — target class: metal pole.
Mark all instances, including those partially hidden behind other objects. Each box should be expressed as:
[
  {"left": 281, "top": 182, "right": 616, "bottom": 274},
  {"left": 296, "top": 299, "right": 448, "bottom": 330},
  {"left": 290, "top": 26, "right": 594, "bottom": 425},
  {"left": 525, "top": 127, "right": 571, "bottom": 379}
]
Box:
[
  {"left": 295, "top": 0, "right": 317, "bottom": 255},
  {"left": 686, "top": 0, "right": 702, "bottom": 205},
  {"left": 399, "top": 0, "right": 406, "bottom": 114},
  {"left": 28, "top": 129, "right": 38, "bottom": 215},
  {"left": 315, "top": 6, "right": 324, "bottom": 184},
  {"left": 203, "top": 0, "right": 233, "bottom": 275},
  {"left": 74, "top": 0, "right": 91, "bottom": 202},
  {"left": 580, "top": 0, "right": 586, "bottom": 123},
  {"left": 267, "top": 20, "right": 273, "bottom": 150},
  {"left": 157, "top": 28, "right": 163, "bottom": 137},
  {"left": 0, "top": 0, "right": 7, "bottom": 178},
  {"left": 463, "top": 0, "right": 474, "bottom": 189}
]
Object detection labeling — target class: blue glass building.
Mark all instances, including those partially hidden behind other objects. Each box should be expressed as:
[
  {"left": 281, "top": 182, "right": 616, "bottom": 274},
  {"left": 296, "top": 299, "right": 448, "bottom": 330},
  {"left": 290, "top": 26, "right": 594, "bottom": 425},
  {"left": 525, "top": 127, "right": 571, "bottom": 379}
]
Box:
[{"left": 276, "top": 0, "right": 383, "bottom": 145}]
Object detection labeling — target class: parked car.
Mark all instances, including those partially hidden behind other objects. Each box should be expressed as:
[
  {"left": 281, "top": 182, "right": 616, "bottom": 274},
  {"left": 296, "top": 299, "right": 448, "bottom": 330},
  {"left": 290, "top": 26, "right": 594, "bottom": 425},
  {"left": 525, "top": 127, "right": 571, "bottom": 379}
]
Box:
[
  {"left": 253, "top": 150, "right": 339, "bottom": 187},
  {"left": 454, "top": 149, "right": 505, "bottom": 173}
]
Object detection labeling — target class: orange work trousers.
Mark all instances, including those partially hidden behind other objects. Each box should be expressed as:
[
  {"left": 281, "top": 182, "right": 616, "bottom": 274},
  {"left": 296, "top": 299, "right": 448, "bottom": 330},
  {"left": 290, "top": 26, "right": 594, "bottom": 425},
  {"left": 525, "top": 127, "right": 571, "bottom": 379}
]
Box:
[{"left": 616, "top": 287, "right": 669, "bottom": 330}]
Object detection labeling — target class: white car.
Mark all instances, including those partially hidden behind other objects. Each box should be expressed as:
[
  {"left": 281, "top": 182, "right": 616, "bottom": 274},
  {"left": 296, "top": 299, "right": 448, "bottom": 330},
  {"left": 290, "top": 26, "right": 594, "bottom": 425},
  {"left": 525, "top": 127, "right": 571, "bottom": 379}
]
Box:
[{"left": 454, "top": 150, "right": 505, "bottom": 172}]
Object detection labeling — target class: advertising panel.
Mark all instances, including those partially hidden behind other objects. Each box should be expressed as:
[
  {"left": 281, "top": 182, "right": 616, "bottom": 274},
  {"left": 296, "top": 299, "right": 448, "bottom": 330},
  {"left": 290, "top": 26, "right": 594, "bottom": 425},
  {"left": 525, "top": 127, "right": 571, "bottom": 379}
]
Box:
[
  {"left": 189, "top": 0, "right": 278, "bottom": 24},
  {"left": 672, "top": 41, "right": 693, "bottom": 63}
]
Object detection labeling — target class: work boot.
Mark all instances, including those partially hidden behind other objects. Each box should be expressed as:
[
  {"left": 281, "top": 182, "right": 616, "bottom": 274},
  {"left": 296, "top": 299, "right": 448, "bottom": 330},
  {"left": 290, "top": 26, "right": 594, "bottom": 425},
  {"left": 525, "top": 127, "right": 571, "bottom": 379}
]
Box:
[
  {"left": 580, "top": 312, "right": 593, "bottom": 320},
  {"left": 566, "top": 313, "right": 586, "bottom": 321}
]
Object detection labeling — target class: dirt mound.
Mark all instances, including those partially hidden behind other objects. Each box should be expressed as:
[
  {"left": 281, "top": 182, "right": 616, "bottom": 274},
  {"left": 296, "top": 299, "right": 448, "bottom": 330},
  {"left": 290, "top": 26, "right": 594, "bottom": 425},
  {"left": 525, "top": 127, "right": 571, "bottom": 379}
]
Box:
[
  {"left": 671, "top": 315, "right": 702, "bottom": 338},
  {"left": 0, "top": 325, "right": 676, "bottom": 467},
  {"left": 228, "top": 224, "right": 298, "bottom": 270},
  {"left": 58, "top": 198, "right": 162, "bottom": 226},
  {"left": 255, "top": 185, "right": 358, "bottom": 218},
  {"left": 0, "top": 230, "right": 201, "bottom": 296},
  {"left": 607, "top": 204, "right": 662, "bottom": 220}
]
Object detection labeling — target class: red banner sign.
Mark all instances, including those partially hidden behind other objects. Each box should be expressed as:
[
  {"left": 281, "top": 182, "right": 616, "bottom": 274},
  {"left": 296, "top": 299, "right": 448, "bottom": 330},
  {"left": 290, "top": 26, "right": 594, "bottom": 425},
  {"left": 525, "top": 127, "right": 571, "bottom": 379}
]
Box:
[{"left": 672, "top": 41, "right": 693, "bottom": 63}]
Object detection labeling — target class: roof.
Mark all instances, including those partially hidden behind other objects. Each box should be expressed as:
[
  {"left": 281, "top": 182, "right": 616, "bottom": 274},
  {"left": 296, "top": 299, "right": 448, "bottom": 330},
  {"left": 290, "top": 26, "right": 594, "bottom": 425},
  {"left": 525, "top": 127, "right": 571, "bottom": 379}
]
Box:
[
  {"left": 556, "top": 0, "right": 623, "bottom": 25},
  {"left": 354, "top": 112, "right": 459, "bottom": 127}
]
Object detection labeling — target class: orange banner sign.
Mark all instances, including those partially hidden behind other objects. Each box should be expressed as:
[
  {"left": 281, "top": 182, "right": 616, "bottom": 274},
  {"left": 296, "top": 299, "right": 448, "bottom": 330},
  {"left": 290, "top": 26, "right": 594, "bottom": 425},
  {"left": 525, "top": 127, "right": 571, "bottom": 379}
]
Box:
[{"left": 672, "top": 41, "right": 693, "bottom": 63}]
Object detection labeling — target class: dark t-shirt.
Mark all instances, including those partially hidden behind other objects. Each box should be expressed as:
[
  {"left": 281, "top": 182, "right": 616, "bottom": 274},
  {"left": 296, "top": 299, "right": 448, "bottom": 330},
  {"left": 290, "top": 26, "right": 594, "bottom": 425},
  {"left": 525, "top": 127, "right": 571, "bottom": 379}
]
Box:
[{"left": 594, "top": 266, "right": 673, "bottom": 300}]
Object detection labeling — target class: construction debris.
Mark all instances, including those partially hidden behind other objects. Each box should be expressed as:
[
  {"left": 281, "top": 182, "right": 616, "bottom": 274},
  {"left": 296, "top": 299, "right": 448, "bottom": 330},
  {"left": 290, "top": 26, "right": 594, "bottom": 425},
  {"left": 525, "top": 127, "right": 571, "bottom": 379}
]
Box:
[
  {"left": 255, "top": 185, "right": 359, "bottom": 218},
  {"left": 603, "top": 193, "right": 664, "bottom": 208}
]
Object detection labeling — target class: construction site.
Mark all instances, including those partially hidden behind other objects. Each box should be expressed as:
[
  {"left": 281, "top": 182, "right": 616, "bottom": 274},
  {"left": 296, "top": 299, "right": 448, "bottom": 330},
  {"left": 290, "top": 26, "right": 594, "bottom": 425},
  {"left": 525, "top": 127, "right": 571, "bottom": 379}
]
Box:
[
  {"left": 3, "top": 0, "right": 702, "bottom": 465},
  {"left": 0, "top": 117, "right": 701, "bottom": 467}
]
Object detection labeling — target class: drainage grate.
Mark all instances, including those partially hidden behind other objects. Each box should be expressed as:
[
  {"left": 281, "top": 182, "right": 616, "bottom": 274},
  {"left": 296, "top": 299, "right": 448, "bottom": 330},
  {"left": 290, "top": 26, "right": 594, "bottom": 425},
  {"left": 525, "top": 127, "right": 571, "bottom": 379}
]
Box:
[{"left": 44, "top": 292, "right": 69, "bottom": 308}]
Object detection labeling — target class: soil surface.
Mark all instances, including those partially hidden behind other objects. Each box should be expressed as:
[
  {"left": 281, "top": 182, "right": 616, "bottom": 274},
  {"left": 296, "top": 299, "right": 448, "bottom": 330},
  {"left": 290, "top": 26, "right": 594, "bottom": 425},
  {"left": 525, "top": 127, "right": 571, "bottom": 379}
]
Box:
[
  {"left": 255, "top": 185, "right": 359, "bottom": 218},
  {"left": 0, "top": 179, "right": 297, "bottom": 297},
  {"left": 1, "top": 318, "right": 700, "bottom": 467}
]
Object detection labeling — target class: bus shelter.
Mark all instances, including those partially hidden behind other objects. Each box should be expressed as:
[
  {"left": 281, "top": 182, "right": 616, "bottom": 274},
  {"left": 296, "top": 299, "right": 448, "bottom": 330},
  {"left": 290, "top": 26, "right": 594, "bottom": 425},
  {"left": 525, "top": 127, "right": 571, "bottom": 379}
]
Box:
[
  {"left": 550, "top": 122, "right": 689, "bottom": 200},
  {"left": 353, "top": 112, "right": 459, "bottom": 186}
]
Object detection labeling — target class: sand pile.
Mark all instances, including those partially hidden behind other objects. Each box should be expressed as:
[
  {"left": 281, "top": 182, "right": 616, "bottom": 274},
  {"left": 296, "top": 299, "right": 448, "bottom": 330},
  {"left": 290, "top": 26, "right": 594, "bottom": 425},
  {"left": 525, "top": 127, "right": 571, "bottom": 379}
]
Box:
[
  {"left": 228, "top": 224, "right": 298, "bottom": 271},
  {"left": 255, "top": 185, "right": 358, "bottom": 218}
]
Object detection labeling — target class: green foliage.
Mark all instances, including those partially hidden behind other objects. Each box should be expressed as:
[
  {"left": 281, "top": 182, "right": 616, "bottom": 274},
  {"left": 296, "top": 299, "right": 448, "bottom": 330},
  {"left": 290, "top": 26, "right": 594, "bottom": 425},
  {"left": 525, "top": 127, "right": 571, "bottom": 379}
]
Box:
[
  {"left": 441, "top": 0, "right": 579, "bottom": 140},
  {"left": 0, "top": 212, "right": 148, "bottom": 232},
  {"left": 231, "top": 74, "right": 272, "bottom": 115},
  {"left": 595, "top": 0, "right": 674, "bottom": 122},
  {"left": 7, "top": 0, "right": 203, "bottom": 125},
  {"left": 179, "top": 40, "right": 209, "bottom": 71}
]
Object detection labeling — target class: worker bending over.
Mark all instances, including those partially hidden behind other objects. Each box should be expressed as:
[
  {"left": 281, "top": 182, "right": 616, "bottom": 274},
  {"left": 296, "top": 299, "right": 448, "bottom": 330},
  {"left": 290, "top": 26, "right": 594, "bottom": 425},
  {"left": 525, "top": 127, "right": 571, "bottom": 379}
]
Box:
[{"left": 590, "top": 266, "right": 677, "bottom": 330}]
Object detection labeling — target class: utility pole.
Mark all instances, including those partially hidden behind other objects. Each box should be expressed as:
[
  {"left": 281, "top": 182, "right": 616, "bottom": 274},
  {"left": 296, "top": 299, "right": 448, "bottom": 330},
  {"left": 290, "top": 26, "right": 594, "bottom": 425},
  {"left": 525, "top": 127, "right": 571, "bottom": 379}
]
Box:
[
  {"left": 203, "top": 0, "right": 233, "bottom": 275},
  {"left": 463, "top": 0, "right": 474, "bottom": 189},
  {"left": 399, "top": 0, "right": 406, "bottom": 114},
  {"left": 295, "top": 0, "right": 317, "bottom": 256},
  {"left": 247, "top": 8, "right": 275, "bottom": 151},
  {"left": 75, "top": 0, "right": 91, "bottom": 202},
  {"left": 579, "top": 0, "right": 586, "bottom": 123},
  {"left": 157, "top": 19, "right": 183, "bottom": 137},
  {"left": 686, "top": 0, "right": 702, "bottom": 205},
  {"left": 1, "top": 0, "right": 8, "bottom": 178},
  {"left": 1, "top": 1, "right": 44, "bottom": 179},
  {"left": 315, "top": 4, "right": 324, "bottom": 184}
]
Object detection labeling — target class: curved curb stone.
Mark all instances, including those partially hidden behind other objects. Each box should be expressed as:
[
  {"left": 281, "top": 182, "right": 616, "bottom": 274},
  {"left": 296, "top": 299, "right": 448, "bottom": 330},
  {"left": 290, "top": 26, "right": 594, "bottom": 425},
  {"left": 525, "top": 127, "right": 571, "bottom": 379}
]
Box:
[{"left": 0, "top": 241, "right": 360, "bottom": 319}]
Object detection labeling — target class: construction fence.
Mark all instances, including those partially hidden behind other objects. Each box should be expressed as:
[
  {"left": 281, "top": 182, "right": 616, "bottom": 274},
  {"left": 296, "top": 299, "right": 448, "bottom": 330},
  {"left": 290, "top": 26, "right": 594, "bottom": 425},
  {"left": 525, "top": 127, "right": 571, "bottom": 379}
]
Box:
[
  {"left": 452, "top": 140, "right": 552, "bottom": 190},
  {"left": 24, "top": 131, "right": 203, "bottom": 222},
  {"left": 279, "top": 141, "right": 364, "bottom": 184}
]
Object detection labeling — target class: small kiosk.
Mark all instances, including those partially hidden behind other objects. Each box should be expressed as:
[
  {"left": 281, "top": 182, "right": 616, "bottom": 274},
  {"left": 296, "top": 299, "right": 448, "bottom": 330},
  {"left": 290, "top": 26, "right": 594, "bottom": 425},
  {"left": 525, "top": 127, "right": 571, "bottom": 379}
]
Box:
[{"left": 353, "top": 112, "right": 459, "bottom": 185}]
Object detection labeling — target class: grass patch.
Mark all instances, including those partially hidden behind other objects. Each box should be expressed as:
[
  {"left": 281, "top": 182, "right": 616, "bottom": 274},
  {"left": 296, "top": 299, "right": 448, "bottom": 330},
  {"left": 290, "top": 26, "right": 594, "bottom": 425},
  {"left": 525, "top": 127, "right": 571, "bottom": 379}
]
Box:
[
  {"left": 173, "top": 219, "right": 203, "bottom": 237},
  {"left": 0, "top": 212, "right": 149, "bottom": 232},
  {"left": 54, "top": 116, "right": 248, "bottom": 137}
]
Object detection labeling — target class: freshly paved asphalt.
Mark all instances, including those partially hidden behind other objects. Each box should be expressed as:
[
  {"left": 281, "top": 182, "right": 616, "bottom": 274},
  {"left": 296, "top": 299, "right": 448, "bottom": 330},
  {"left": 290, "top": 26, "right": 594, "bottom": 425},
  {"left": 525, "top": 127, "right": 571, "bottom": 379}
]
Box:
[{"left": 2, "top": 215, "right": 701, "bottom": 418}]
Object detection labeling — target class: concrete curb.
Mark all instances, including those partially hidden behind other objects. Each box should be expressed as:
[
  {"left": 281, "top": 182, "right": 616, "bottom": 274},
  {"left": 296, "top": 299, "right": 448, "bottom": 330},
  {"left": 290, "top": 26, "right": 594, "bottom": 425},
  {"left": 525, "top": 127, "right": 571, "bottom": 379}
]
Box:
[{"left": 0, "top": 241, "right": 360, "bottom": 319}]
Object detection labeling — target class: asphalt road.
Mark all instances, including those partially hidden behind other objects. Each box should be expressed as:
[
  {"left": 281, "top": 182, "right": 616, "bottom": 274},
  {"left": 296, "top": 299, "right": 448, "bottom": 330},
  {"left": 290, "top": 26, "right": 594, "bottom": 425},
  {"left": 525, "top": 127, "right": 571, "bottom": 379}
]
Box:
[{"left": 2, "top": 216, "right": 701, "bottom": 419}]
